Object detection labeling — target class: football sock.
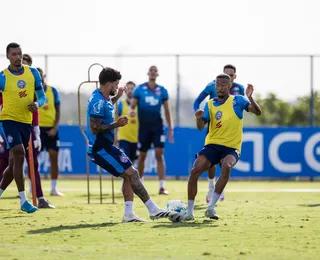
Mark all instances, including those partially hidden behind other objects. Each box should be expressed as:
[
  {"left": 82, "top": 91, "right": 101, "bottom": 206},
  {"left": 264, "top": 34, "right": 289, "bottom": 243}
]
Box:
[
  {"left": 208, "top": 192, "right": 221, "bottom": 210},
  {"left": 208, "top": 178, "right": 215, "bottom": 191},
  {"left": 19, "top": 191, "right": 27, "bottom": 205},
  {"left": 188, "top": 200, "right": 195, "bottom": 215},
  {"left": 124, "top": 201, "right": 134, "bottom": 217},
  {"left": 159, "top": 180, "right": 165, "bottom": 189},
  {"left": 145, "top": 198, "right": 159, "bottom": 214},
  {"left": 51, "top": 180, "right": 57, "bottom": 191}
]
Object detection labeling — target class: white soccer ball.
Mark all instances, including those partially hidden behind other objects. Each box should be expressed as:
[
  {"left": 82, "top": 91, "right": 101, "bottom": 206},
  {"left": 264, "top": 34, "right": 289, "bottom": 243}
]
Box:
[{"left": 166, "top": 200, "right": 187, "bottom": 222}]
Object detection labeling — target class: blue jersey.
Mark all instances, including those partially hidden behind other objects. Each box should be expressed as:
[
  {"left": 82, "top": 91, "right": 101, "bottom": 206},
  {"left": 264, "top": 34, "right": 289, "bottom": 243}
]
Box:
[
  {"left": 133, "top": 82, "right": 169, "bottom": 128},
  {"left": 86, "top": 89, "right": 115, "bottom": 153},
  {"left": 193, "top": 80, "right": 245, "bottom": 112},
  {"left": 202, "top": 95, "right": 250, "bottom": 122}
]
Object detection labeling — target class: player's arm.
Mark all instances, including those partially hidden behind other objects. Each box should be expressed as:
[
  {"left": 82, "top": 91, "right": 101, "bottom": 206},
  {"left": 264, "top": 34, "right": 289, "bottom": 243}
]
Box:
[
  {"left": 52, "top": 88, "right": 61, "bottom": 129},
  {"left": 89, "top": 117, "right": 128, "bottom": 134},
  {"left": 111, "top": 86, "right": 126, "bottom": 105},
  {"left": 162, "top": 88, "right": 174, "bottom": 143},
  {"left": 0, "top": 72, "right": 5, "bottom": 92},
  {"left": 129, "top": 87, "right": 139, "bottom": 116},
  {"left": 193, "top": 91, "right": 208, "bottom": 112},
  {"left": 29, "top": 68, "right": 46, "bottom": 112},
  {"left": 113, "top": 102, "right": 122, "bottom": 145},
  {"left": 245, "top": 84, "right": 262, "bottom": 115},
  {"left": 195, "top": 102, "right": 209, "bottom": 130}
]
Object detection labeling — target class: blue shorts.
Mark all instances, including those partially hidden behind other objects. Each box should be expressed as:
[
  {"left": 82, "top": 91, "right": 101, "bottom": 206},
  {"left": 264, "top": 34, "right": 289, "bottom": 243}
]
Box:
[
  {"left": 88, "top": 145, "right": 132, "bottom": 177},
  {"left": 119, "top": 140, "right": 137, "bottom": 162},
  {"left": 138, "top": 127, "right": 165, "bottom": 152},
  {"left": 1, "top": 120, "right": 32, "bottom": 151},
  {"left": 197, "top": 144, "right": 240, "bottom": 168},
  {"left": 40, "top": 127, "right": 60, "bottom": 152}
]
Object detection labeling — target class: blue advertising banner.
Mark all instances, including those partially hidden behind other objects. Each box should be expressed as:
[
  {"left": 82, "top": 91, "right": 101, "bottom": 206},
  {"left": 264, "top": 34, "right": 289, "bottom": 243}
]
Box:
[{"left": 38, "top": 126, "right": 320, "bottom": 178}]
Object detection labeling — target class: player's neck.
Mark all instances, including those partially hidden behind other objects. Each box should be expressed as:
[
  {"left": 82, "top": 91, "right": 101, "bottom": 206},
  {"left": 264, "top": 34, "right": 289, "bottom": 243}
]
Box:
[
  {"left": 99, "top": 87, "right": 110, "bottom": 99},
  {"left": 147, "top": 80, "right": 157, "bottom": 89},
  {"left": 217, "top": 95, "right": 229, "bottom": 102},
  {"left": 126, "top": 97, "right": 132, "bottom": 104},
  {"left": 9, "top": 64, "right": 23, "bottom": 72}
]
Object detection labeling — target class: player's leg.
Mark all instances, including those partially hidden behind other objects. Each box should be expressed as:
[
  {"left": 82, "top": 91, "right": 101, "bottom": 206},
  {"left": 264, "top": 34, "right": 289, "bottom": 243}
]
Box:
[
  {"left": 0, "top": 152, "right": 9, "bottom": 182},
  {"left": 137, "top": 129, "right": 152, "bottom": 183},
  {"left": 0, "top": 156, "right": 14, "bottom": 196},
  {"left": 206, "top": 166, "right": 216, "bottom": 203},
  {"left": 206, "top": 152, "right": 238, "bottom": 220}
]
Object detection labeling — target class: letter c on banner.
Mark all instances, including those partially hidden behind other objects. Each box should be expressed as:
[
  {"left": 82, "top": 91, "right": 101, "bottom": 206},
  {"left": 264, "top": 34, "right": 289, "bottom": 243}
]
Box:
[{"left": 304, "top": 133, "right": 320, "bottom": 172}]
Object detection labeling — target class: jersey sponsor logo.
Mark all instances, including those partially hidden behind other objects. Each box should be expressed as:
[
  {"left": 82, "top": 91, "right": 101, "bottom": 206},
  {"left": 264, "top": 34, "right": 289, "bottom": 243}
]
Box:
[
  {"left": 215, "top": 121, "right": 222, "bottom": 129},
  {"left": 19, "top": 90, "right": 27, "bottom": 98},
  {"left": 93, "top": 100, "right": 104, "bottom": 114},
  {"left": 215, "top": 111, "right": 223, "bottom": 120},
  {"left": 145, "top": 96, "right": 159, "bottom": 106},
  {"left": 120, "top": 153, "right": 129, "bottom": 163},
  {"left": 17, "top": 80, "right": 26, "bottom": 89}
]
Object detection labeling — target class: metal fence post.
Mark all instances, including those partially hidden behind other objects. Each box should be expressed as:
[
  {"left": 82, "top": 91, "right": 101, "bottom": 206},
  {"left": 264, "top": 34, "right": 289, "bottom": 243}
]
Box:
[
  {"left": 175, "top": 55, "right": 180, "bottom": 127},
  {"left": 310, "top": 55, "right": 314, "bottom": 127}
]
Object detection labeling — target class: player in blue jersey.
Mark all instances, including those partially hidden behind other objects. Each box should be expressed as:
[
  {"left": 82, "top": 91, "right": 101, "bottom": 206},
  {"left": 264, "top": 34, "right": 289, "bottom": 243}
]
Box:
[
  {"left": 130, "top": 66, "right": 174, "bottom": 195},
  {"left": 0, "top": 43, "right": 46, "bottom": 213},
  {"left": 86, "top": 67, "right": 179, "bottom": 222},
  {"left": 193, "top": 64, "right": 245, "bottom": 204}
]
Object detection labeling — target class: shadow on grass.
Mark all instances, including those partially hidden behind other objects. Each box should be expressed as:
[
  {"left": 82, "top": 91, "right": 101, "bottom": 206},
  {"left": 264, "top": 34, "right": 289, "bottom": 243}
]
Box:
[
  {"left": 0, "top": 196, "right": 19, "bottom": 200},
  {"left": 195, "top": 205, "right": 208, "bottom": 210},
  {"left": 152, "top": 220, "right": 218, "bottom": 229},
  {"left": 2, "top": 215, "right": 30, "bottom": 219},
  {"left": 298, "top": 203, "right": 320, "bottom": 207},
  {"left": 28, "top": 222, "right": 118, "bottom": 234}
]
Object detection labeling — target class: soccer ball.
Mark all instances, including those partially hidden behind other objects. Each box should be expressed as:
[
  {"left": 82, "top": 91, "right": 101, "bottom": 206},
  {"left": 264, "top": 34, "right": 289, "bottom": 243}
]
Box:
[{"left": 166, "top": 200, "right": 187, "bottom": 222}]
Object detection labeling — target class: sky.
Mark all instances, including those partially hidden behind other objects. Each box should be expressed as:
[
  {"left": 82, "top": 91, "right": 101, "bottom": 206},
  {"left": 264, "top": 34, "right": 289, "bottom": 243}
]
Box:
[{"left": 1, "top": 0, "right": 320, "bottom": 100}]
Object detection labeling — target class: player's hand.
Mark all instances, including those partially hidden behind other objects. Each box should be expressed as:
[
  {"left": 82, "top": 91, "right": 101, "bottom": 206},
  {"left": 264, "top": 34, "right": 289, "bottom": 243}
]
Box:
[
  {"left": 129, "top": 109, "right": 136, "bottom": 117},
  {"left": 116, "top": 116, "right": 128, "bottom": 127},
  {"left": 114, "top": 139, "right": 119, "bottom": 147},
  {"left": 117, "top": 86, "right": 127, "bottom": 97},
  {"left": 47, "top": 127, "right": 58, "bottom": 137},
  {"left": 246, "top": 84, "right": 254, "bottom": 98},
  {"left": 195, "top": 109, "right": 204, "bottom": 120},
  {"left": 28, "top": 102, "right": 39, "bottom": 112},
  {"left": 167, "top": 128, "right": 174, "bottom": 144}
]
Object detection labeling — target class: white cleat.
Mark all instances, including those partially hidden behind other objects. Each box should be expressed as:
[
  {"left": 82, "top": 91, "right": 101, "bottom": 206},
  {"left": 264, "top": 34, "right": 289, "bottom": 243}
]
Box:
[
  {"left": 182, "top": 212, "right": 195, "bottom": 221},
  {"left": 205, "top": 208, "right": 219, "bottom": 220},
  {"left": 50, "top": 190, "right": 65, "bottom": 197},
  {"left": 122, "top": 215, "right": 147, "bottom": 223},
  {"left": 149, "top": 208, "right": 179, "bottom": 220}
]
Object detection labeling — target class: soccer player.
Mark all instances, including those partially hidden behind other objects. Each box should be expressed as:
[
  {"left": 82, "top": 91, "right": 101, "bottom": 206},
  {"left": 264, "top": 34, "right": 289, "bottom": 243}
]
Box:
[
  {"left": 86, "top": 67, "right": 178, "bottom": 222},
  {"left": 185, "top": 74, "right": 261, "bottom": 221},
  {"left": 0, "top": 42, "right": 46, "bottom": 213},
  {"left": 130, "top": 66, "right": 173, "bottom": 194},
  {"left": 36, "top": 67, "right": 63, "bottom": 196},
  {"left": 193, "top": 64, "right": 245, "bottom": 204},
  {"left": 115, "top": 81, "right": 140, "bottom": 221},
  {"left": 0, "top": 54, "right": 54, "bottom": 209}
]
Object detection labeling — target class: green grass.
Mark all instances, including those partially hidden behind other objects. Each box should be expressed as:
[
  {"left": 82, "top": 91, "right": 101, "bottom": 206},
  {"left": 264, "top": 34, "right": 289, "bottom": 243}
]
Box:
[{"left": 1, "top": 180, "right": 320, "bottom": 260}]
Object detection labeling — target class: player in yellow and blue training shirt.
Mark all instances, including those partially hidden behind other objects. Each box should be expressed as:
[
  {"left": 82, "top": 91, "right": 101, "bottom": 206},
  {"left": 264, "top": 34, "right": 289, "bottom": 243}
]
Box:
[
  {"left": 185, "top": 73, "right": 261, "bottom": 221},
  {"left": 130, "top": 66, "right": 174, "bottom": 195},
  {"left": 0, "top": 43, "right": 46, "bottom": 213},
  {"left": 86, "top": 67, "right": 178, "bottom": 222},
  {"left": 193, "top": 64, "right": 245, "bottom": 205}
]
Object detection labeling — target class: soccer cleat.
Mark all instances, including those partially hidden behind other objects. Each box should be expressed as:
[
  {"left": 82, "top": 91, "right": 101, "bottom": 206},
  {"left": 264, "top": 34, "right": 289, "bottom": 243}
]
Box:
[
  {"left": 219, "top": 191, "right": 225, "bottom": 202},
  {"left": 182, "top": 212, "right": 195, "bottom": 221},
  {"left": 21, "top": 200, "right": 38, "bottom": 213},
  {"left": 149, "top": 208, "right": 178, "bottom": 220},
  {"left": 205, "top": 208, "right": 219, "bottom": 220},
  {"left": 50, "top": 190, "right": 65, "bottom": 197},
  {"left": 122, "top": 215, "right": 147, "bottom": 223},
  {"left": 38, "top": 198, "right": 55, "bottom": 209},
  {"left": 159, "top": 188, "right": 169, "bottom": 195},
  {"left": 206, "top": 190, "right": 214, "bottom": 204}
]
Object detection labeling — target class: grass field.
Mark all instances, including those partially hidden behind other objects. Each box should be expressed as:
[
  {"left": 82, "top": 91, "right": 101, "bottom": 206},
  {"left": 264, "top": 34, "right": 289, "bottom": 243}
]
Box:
[{"left": 1, "top": 179, "right": 320, "bottom": 260}]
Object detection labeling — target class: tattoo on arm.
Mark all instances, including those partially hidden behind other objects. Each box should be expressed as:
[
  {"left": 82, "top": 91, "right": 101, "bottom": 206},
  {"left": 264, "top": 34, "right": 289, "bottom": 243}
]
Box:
[
  {"left": 128, "top": 171, "right": 150, "bottom": 203},
  {"left": 248, "top": 98, "right": 262, "bottom": 115},
  {"left": 111, "top": 95, "right": 121, "bottom": 105},
  {"left": 89, "top": 117, "right": 118, "bottom": 134}
]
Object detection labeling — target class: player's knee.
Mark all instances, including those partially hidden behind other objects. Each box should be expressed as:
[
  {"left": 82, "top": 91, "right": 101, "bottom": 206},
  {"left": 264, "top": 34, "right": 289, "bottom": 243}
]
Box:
[
  {"left": 138, "top": 152, "right": 147, "bottom": 161},
  {"left": 155, "top": 153, "right": 163, "bottom": 162},
  {"left": 190, "top": 166, "right": 202, "bottom": 177},
  {"left": 125, "top": 167, "right": 139, "bottom": 178},
  {"left": 221, "top": 161, "right": 233, "bottom": 169}
]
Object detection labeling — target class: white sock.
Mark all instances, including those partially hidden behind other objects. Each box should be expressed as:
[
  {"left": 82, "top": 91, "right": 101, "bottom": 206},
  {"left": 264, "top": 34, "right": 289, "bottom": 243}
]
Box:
[
  {"left": 0, "top": 188, "right": 4, "bottom": 197},
  {"left": 51, "top": 179, "right": 57, "bottom": 191},
  {"left": 159, "top": 180, "right": 165, "bottom": 189},
  {"left": 38, "top": 196, "right": 45, "bottom": 200},
  {"left": 208, "top": 192, "right": 221, "bottom": 210},
  {"left": 187, "top": 200, "right": 195, "bottom": 215},
  {"left": 124, "top": 201, "right": 134, "bottom": 217},
  {"left": 144, "top": 198, "right": 159, "bottom": 214},
  {"left": 208, "top": 178, "right": 215, "bottom": 191},
  {"left": 140, "top": 177, "right": 144, "bottom": 184},
  {"left": 19, "top": 191, "right": 27, "bottom": 205}
]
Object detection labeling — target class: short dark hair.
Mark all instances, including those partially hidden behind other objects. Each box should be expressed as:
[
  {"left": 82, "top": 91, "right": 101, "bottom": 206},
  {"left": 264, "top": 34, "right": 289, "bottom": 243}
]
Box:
[
  {"left": 126, "top": 81, "right": 136, "bottom": 86},
  {"left": 149, "top": 65, "right": 158, "bottom": 71},
  {"left": 216, "top": 73, "right": 231, "bottom": 80},
  {"left": 6, "top": 42, "right": 20, "bottom": 54},
  {"left": 23, "top": 54, "right": 33, "bottom": 65},
  {"left": 223, "top": 64, "right": 236, "bottom": 73},
  {"left": 99, "top": 67, "right": 122, "bottom": 85},
  {"left": 36, "top": 67, "right": 43, "bottom": 75}
]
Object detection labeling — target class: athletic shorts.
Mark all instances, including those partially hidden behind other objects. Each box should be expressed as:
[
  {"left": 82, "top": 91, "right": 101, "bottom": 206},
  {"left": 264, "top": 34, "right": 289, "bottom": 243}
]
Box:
[
  {"left": 119, "top": 140, "right": 138, "bottom": 162},
  {"left": 88, "top": 145, "right": 132, "bottom": 177},
  {"left": 138, "top": 127, "right": 165, "bottom": 152},
  {"left": 197, "top": 144, "right": 240, "bottom": 168},
  {"left": 1, "top": 120, "right": 31, "bottom": 151},
  {"left": 40, "top": 127, "right": 60, "bottom": 152}
]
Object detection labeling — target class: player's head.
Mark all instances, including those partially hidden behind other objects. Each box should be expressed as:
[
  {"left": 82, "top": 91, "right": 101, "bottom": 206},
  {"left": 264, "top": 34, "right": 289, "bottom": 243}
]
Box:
[
  {"left": 36, "top": 67, "right": 45, "bottom": 84},
  {"left": 22, "top": 54, "right": 33, "bottom": 66},
  {"left": 223, "top": 64, "right": 236, "bottom": 82},
  {"left": 99, "top": 67, "right": 122, "bottom": 96},
  {"left": 148, "top": 66, "right": 159, "bottom": 81},
  {"left": 215, "top": 74, "right": 232, "bottom": 99},
  {"left": 125, "top": 81, "right": 136, "bottom": 99},
  {"left": 6, "top": 42, "right": 22, "bottom": 68}
]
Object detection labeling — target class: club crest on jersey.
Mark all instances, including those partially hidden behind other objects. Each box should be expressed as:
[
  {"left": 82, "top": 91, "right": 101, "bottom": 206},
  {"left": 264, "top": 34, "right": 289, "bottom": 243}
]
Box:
[
  {"left": 17, "top": 80, "right": 26, "bottom": 89},
  {"left": 7, "top": 135, "right": 13, "bottom": 144},
  {"left": 215, "top": 111, "right": 223, "bottom": 120},
  {"left": 155, "top": 87, "right": 161, "bottom": 96},
  {"left": 120, "top": 154, "right": 129, "bottom": 163}
]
